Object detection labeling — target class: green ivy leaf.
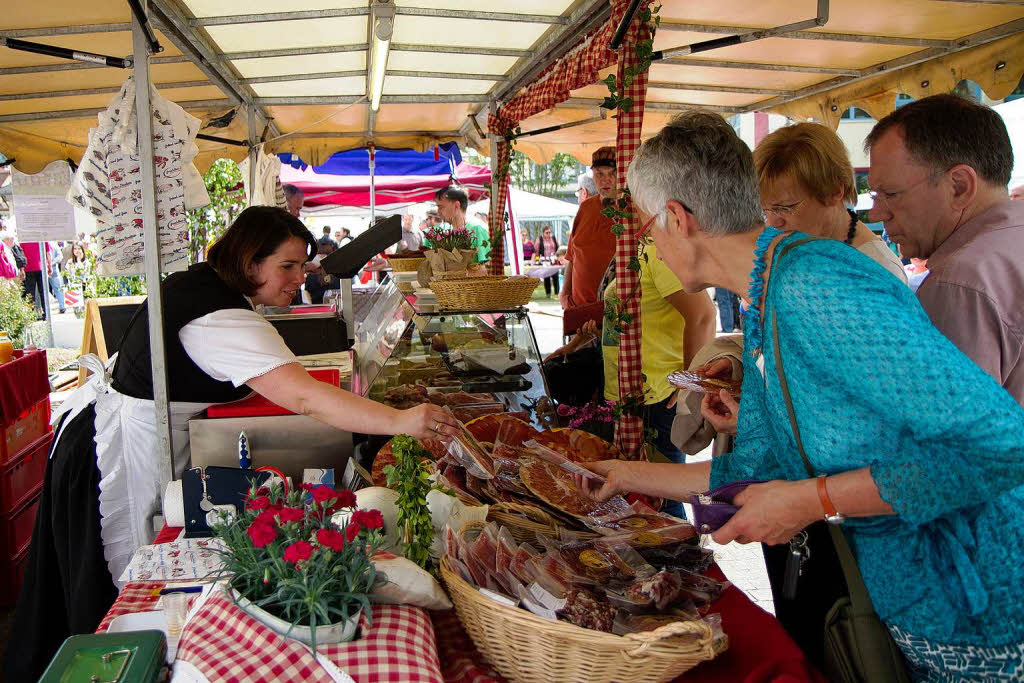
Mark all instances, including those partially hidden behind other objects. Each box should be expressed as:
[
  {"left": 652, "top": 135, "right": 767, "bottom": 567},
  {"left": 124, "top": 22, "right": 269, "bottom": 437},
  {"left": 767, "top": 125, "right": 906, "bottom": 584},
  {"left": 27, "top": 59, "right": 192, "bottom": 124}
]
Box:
[
  {"left": 600, "top": 95, "right": 620, "bottom": 110},
  {"left": 619, "top": 97, "right": 634, "bottom": 112},
  {"left": 611, "top": 223, "right": 626, "bottom": 236},
  {"left": 628, "top": 256, "right": 641, "bottom": 271}
]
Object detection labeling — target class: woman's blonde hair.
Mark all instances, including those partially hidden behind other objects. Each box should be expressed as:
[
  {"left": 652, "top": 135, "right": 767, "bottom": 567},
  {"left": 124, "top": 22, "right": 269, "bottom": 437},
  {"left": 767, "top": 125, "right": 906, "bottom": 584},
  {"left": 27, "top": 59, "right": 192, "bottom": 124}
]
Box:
[{"left": 753, "top": 122, "right": 857, "bottom": 205}]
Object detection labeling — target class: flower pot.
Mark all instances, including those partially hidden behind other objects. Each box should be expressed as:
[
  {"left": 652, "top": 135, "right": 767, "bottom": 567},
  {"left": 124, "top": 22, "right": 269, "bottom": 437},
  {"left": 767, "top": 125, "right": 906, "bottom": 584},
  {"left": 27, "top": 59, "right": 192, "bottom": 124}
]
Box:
[
  {"left": 232, "top": 590, "right": 361, "bottom": 648},
  {"left": 418, "top": 248, "right": 477, "bottom": 285}
]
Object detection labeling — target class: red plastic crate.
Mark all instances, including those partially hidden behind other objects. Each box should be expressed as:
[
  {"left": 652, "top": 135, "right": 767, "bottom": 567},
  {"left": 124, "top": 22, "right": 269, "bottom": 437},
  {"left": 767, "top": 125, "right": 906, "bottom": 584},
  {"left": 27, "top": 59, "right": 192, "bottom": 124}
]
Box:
[
  {"left": 1, "top": 398, "right": 51, "bottom": 465},
  {"left": 0, "top": 490, "right": 41, "bottom": 558},
  {"left": 0, "top": 433, "right": 50, "bottom": 515},
  {"left": 0, "top": 543, "right": 29, "bottom": 606}
]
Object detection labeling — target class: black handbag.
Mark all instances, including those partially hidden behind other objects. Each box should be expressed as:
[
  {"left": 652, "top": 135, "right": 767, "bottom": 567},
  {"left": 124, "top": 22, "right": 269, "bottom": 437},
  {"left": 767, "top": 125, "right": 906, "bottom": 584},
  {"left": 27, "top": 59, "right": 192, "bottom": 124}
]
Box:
[
  {"left": 542, "top": 339, "right": 604, "bottom": 407},
  {"left": 768, "top": 239, "right": 910, "bottom": 683}
]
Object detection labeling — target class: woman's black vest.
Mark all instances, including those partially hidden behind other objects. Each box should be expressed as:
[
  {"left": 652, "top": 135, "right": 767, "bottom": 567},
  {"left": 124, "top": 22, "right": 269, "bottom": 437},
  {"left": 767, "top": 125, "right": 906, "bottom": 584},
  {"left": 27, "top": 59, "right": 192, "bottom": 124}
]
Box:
[{"left": 111, "top": 263, "right": 255, "bottom": 403}]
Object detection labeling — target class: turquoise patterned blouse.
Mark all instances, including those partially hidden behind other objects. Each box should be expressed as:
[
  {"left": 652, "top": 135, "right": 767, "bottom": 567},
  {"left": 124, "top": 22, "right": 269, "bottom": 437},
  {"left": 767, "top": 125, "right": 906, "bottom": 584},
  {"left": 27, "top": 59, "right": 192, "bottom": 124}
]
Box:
[{"left": 710, "top": 231, "right": 1024, "bottom": 647}]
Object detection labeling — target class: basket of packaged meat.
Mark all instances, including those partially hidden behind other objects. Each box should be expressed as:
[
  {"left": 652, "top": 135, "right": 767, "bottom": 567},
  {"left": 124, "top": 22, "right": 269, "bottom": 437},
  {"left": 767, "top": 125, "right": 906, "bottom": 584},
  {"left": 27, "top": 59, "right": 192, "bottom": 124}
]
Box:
[
  {"left": 430, "top": 413, "right": 728, "bottom": 681},
  {"left": 440, "top": 518, "right": 729, "bottom": 683}
]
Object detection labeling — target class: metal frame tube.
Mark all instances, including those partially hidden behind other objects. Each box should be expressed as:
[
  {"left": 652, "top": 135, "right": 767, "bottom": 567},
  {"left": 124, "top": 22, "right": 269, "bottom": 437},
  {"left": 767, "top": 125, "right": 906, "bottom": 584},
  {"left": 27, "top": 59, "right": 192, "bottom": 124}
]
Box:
[
  {"left": 0, "top": 37, "right": 132, "bottom": 68},
  {"left": 132, "top": 2, "right": 175, "bottom": 495}
]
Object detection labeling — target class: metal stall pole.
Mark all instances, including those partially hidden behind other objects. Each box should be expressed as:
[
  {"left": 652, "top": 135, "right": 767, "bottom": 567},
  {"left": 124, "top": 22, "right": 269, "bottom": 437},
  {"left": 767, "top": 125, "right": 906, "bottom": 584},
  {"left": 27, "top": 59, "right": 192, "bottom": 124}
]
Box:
[
  {"left": 368, "top": 143, "right": 376, "bottom": 225},
  {"left": 247, "top": 105, "right": 258, "bottom": 204},
  {"left": 131, "top": 1, "right": 175, "bottom": 503}
]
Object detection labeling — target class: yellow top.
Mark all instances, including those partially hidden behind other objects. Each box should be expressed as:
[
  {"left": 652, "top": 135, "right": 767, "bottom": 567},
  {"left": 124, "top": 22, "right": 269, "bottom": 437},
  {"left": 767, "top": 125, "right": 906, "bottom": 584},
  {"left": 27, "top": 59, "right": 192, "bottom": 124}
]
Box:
[{"left": 602, "top": 243, "right": 684, "bottom": 405}]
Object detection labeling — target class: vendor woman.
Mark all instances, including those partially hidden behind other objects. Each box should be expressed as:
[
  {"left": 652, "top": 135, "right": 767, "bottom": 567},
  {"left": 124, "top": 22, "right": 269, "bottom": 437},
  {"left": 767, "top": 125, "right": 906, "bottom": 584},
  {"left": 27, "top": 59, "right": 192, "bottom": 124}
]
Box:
[{"left": 6, "top": 206, "right": 461, "bottom": 681}]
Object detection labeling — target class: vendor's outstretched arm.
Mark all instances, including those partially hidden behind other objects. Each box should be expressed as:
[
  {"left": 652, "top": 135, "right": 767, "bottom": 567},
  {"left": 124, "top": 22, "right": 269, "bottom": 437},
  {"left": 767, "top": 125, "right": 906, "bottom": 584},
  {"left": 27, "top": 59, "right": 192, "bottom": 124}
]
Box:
[{"left": 247, "top": 362, "right": 459, "bottom": 440}]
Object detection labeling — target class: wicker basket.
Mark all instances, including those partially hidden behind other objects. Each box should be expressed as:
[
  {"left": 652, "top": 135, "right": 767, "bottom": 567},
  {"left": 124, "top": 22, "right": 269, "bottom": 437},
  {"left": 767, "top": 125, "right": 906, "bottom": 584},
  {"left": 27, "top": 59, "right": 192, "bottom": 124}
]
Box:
[
  {"left": 387, "top": 256, "right": 426, "bottom": 273},
  {"left": 487, "top": 502, "right": 596, "bottom": 545},
  {"left": 440, "top": 557, "right": 727, "bottom": 683},
  {"left": 430, "top": 276, "right": 539, "bottom": 311}
]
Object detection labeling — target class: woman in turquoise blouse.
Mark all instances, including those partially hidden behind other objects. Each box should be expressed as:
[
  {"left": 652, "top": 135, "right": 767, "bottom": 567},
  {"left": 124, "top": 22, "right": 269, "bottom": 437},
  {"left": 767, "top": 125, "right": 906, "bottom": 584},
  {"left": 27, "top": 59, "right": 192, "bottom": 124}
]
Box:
[{"left": 587, "top": 112, "right": 1024, "bottom": 681}]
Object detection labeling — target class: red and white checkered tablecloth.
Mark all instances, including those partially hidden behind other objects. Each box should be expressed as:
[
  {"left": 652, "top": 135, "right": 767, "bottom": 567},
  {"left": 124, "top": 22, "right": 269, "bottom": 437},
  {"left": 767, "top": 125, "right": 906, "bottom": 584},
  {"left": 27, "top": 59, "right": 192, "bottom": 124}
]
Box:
[
  {"left": 175, "top": 592, "right": 443, "bottom": 683},
  {"left": 97, "top": 581, "right": 167, "bottom": 633}
]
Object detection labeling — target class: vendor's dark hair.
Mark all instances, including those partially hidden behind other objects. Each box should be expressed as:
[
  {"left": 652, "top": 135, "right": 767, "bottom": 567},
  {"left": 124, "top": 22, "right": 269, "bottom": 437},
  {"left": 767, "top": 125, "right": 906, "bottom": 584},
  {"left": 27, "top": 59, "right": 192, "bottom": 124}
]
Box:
[
  {"left": 436, "top": 186, "right": 469, "bottom": 211},
  {"left": 865, "top": 94, "right": 1012, "bottom": 187},
  {"left": 208, "top": 206, "right": 316, "bottom": 295}
]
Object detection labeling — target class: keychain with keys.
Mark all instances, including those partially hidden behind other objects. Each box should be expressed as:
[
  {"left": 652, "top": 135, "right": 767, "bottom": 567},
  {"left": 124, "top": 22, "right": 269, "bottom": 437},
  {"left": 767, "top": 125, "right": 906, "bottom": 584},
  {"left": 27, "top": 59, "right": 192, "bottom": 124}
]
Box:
[{"left": 782, "top": 529, "right": 810, "bottom": 600}]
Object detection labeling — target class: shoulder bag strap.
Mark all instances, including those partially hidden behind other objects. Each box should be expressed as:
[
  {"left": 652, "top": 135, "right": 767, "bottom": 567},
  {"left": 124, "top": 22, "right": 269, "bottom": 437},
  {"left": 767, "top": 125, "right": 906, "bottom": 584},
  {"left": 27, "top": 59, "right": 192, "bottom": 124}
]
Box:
[{"left": 767, "top": 240, "right": 880, "bottom": 619}]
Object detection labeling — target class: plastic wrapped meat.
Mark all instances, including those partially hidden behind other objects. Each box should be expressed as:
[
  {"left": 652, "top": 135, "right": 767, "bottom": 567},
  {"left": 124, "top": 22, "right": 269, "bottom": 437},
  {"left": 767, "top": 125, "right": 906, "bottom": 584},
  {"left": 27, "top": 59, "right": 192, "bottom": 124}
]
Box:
[
  {"left": 625, "top": 570, "right": 684, "bottom": 611},
  {"left": 510, "top": 543, "right": 539, "bottom": 585},
  {"left": 446, "top": 414, "right": 497, "bottom": 479},
  {"left": 532, "top": 429, "right": 621, "bottom": 463},
  {"left": 380, "top": 384, "right": 430, "bottom": 409},
  {"left": 469, "top": 523, "right": 499, "bottom": 572},
  {"left": 637, "top": 543, "right": 715, "bottom": 574},
  {"left": 588, "top": 511, "right": 695, "bottom": 536},
  {"left": 558, "top": 588, "right": 617, "bottom": 633},
  {"left": 676, "top": 570, "right": 729, "bottom": 607},
  {"left": 556, "top": 540, "right": 654, "bottom": 587},
  {"left": 528, "top": 554, "right": 575, "bottom": 596},
  {"left": 519, "top": 458, "right": 632, "bottom": 520}
]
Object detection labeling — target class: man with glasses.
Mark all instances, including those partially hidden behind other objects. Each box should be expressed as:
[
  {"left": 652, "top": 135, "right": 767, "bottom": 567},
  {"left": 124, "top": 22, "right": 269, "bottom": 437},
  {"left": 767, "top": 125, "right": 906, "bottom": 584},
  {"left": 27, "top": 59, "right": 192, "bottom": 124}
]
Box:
[{"left": 866, "top": 94, "right": 1024, "bottom": 405}]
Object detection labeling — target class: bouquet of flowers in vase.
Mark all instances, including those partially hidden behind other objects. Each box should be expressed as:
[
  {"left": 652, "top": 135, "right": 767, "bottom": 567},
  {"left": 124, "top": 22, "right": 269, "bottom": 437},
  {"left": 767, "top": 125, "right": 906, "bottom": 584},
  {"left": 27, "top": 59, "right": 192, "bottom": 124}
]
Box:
[{"left": 212, "top": 482, "right": 384, "bottom": 649}]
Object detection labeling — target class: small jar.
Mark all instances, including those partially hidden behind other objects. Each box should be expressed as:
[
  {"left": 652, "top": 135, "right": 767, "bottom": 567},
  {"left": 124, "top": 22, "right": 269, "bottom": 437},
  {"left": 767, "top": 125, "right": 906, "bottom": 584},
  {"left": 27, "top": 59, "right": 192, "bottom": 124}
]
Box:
[{"left": 0, "top": 332, "right": 13, "bottom": 365}]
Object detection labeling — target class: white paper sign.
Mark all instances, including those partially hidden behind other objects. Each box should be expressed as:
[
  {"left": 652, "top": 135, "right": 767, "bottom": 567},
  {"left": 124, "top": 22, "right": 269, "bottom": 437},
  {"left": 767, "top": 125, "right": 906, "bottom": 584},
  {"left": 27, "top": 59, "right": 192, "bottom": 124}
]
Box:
[{"left": 11, "top": 161, "right": 77, "bottom": 241}]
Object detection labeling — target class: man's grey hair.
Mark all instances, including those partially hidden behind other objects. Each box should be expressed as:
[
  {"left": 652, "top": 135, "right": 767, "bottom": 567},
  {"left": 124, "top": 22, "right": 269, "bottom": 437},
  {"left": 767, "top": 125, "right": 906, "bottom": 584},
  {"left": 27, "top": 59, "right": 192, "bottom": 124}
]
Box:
[
  {"left": 282, "top": 183, "right": 304, "bottom": 199},
  {"left": 577, "top": 173, "right": 598, "bottom": 196},
  {"left": 627, "top": 111, "right": 763, "bottom": 236}
]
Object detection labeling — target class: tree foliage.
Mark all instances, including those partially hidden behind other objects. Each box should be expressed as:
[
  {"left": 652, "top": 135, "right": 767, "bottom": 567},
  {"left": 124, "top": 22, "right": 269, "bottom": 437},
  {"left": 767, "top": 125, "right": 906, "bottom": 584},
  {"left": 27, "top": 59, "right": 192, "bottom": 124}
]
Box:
[
  {"left": 508, "top": 151, "right": 582, "bottom": 198},
  {"left": 187, "top": 158, "right": 246, "bottom": 263}
]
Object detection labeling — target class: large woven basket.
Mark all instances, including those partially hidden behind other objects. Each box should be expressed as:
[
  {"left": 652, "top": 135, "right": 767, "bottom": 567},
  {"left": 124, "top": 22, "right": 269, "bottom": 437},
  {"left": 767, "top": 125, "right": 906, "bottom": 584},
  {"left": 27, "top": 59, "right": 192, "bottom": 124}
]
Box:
[
  {"left": 387, "top": 256, "right": 426, "bottom": 273},
  {"left": 486, "top": 501, "right": 596, "bottom": 545},
  {"left": 430, "top": 276, "right": 539, "bottom": 311},
  {"left": 440, "top": 557, "right": 727, "bottom": 683}
]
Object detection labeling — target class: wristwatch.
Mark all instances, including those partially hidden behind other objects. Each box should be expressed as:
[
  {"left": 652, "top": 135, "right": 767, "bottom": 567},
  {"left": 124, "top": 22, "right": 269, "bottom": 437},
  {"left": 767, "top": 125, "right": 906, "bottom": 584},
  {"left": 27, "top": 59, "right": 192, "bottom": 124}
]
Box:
[{"left": 817, "top": 475, "right": 846, "bottom": 525}]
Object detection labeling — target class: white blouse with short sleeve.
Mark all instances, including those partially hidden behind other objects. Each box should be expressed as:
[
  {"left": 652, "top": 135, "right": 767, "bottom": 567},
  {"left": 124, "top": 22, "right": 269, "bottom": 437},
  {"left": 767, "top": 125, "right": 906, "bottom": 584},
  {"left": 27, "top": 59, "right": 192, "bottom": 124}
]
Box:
[{"left": 178, "top": 308, "right": 297, "bottom": 387}]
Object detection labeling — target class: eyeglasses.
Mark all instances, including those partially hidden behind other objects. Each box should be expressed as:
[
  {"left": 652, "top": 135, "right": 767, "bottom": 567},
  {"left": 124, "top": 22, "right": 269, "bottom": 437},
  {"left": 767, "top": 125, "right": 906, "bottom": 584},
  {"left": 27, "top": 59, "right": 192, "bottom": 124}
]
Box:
[
  {"left": 763, "top": 199, "right": 804, "bottom": 217},
  {"left": 868, "top": 171, "right": 942, "bottom": 210}
]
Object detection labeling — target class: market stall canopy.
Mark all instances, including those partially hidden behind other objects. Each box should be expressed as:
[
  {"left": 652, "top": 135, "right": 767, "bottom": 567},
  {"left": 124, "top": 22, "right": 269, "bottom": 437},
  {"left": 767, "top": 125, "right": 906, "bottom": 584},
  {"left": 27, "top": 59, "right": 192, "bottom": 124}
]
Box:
[
  {"left": 280, "top": 160, "right": 490, "bottom": 208},
  {"left": 1, "top": 0, "right": 1022, "bottom": 172},
  {"left": 280, "top": 141, "right": 461, "bottom": 176}
]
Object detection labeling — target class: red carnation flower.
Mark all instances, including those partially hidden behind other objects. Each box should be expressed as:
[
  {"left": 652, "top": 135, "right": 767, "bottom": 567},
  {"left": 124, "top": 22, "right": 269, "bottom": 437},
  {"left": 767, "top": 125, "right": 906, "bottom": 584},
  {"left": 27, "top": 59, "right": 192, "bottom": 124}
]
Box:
[
  {"left": 316, "top": 528, "right": 346, "bottom": 552},
  {"left": 300, "top": 483, "right": 316, "bottom": 492},
  {"left": 335, "top": 489, "right": 357, "bottom": 508},
  {"left": 247, "top": 522, "right": 277, "bottom": 548},
  {"left": 282, "top": 540, "right": 314, "bottom": 564},
  {"left": 246, "top": 495, "right": 271, "bottom": 511},
  {"left": 256, "top": 486, "right": 270, "bottom": 496},
  {"left": 345, "top": 522, "right": 361, "bottom": 543},
  {"left": 276, "top": 506, "right": 304, "bottom": 524},
  {"left": 351, "top": 509, "right": 384, "bottom": 531},
  {"left": 310, "top": 486, "right": 338, "bottom": 503}
]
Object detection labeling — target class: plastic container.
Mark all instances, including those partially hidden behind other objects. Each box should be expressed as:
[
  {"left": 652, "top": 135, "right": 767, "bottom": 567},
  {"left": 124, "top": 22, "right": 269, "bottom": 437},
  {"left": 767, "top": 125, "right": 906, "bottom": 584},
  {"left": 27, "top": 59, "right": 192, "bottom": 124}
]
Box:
[
  {"left": 0, "top": 490, "right": 41, "bottom": 557},
  {"left": 1, "top": 398, "right": 51, "bottom": 465},
  {"left": 0, "top": 432, "right": 50, "bottom": 515}
]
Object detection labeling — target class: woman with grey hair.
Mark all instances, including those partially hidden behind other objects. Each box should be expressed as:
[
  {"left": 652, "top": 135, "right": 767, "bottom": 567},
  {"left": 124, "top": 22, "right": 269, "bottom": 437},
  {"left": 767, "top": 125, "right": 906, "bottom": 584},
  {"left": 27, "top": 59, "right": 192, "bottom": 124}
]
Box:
[{"left": 584, "top": 111, "right": 1024, "bottom": 680}]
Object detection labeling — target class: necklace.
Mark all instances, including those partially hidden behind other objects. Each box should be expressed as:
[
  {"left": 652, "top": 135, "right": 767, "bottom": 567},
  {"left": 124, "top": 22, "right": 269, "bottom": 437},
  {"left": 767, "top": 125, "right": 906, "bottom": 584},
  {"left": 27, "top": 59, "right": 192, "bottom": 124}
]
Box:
[
  {"left": 844, "top": 208, "right": 858, "bottom": 245},
  {"left": 743, "top": 226, "right": 784, "bottom": 357}
]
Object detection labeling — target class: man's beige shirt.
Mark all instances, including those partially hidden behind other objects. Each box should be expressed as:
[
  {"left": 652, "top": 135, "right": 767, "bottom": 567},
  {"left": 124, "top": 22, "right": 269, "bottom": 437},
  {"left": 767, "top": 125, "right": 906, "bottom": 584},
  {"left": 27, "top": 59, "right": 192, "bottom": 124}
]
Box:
[{"left": 917, "top": 200, "right": 1024, "bottom": 407}]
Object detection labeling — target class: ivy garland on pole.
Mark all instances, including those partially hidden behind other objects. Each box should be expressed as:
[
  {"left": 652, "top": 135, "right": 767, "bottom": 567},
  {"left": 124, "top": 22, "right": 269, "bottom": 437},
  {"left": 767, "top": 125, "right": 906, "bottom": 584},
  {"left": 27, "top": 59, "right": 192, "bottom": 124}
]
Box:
[{"left": 599, "top": 3, "right": 661, "bottom": 339}]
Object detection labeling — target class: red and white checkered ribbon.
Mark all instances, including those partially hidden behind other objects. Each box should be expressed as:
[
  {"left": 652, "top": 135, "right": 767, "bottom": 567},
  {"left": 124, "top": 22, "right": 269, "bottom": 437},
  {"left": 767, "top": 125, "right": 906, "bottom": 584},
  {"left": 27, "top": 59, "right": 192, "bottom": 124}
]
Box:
[
  {"left": 612, "top": 2, "right": 653, "bottom": 456},
  {"left": 487, "top": 141, "right": 512, "bottom": 276},
  {"left": 176, "top": 591, "right": 444, "bottom": 683}
]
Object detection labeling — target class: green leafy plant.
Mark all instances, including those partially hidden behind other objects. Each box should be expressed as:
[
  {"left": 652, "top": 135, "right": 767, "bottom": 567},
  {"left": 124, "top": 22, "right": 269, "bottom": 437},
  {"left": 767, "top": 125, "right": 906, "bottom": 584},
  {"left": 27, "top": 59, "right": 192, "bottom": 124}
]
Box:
[
  {"left": 383, "top": 436, "right": 436, "bottom": 570},
  {"left": 186, "top": 158, "right": 247, "bottom": 264},
  {"left": 422, "top": 225, "right": 480, "bottom": 253},
  {"left": 0, "top": 280, "right": 38, "bottom": 348},
  {"left": 212, "top": 482, "right": 384, "bottom": 650},
  {"left": 64, "top": 253, "right": 146, "bottom": 300}
]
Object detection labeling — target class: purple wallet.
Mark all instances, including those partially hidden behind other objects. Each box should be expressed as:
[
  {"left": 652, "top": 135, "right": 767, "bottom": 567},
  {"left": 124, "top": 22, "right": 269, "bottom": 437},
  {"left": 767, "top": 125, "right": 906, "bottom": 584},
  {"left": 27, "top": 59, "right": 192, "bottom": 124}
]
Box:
[{"left": 689, "top": 480, "right": 764, "bottom": 534}]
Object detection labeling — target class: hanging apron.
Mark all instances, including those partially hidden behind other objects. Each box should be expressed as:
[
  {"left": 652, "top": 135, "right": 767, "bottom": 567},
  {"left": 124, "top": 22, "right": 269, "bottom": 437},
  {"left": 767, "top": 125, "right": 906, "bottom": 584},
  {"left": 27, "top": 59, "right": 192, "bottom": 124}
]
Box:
[{"left": 51, "top": 354, "right": 213, "bottom": 584}]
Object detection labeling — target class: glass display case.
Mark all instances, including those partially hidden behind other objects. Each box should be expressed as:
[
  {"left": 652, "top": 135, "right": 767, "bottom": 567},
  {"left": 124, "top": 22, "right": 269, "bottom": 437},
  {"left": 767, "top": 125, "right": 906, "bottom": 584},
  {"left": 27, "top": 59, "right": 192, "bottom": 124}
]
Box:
[{"left": 352, "top": 281, "right": 553, "bottom": 427}]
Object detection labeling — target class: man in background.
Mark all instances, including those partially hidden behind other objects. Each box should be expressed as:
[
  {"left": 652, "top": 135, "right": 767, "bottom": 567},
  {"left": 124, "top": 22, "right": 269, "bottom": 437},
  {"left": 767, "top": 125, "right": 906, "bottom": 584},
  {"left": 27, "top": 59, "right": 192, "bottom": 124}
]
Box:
[
  {"left": 867, "top": 93, "right": 1024, "bottom": 405},
  {"left": 575, "top": 172, "right": 598, "bottom": 205},
  {"left": 560, "top": 146, "right": 617, "bottom": 311},
  {"left": 320, "top": 226, "right": 337, "bottom": 248},
  {"left": 398, "top": 215, "right": 422, "bottom": 252},
  {"left": 282, "top": 184, "right": 304, "bottom": 217}
]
